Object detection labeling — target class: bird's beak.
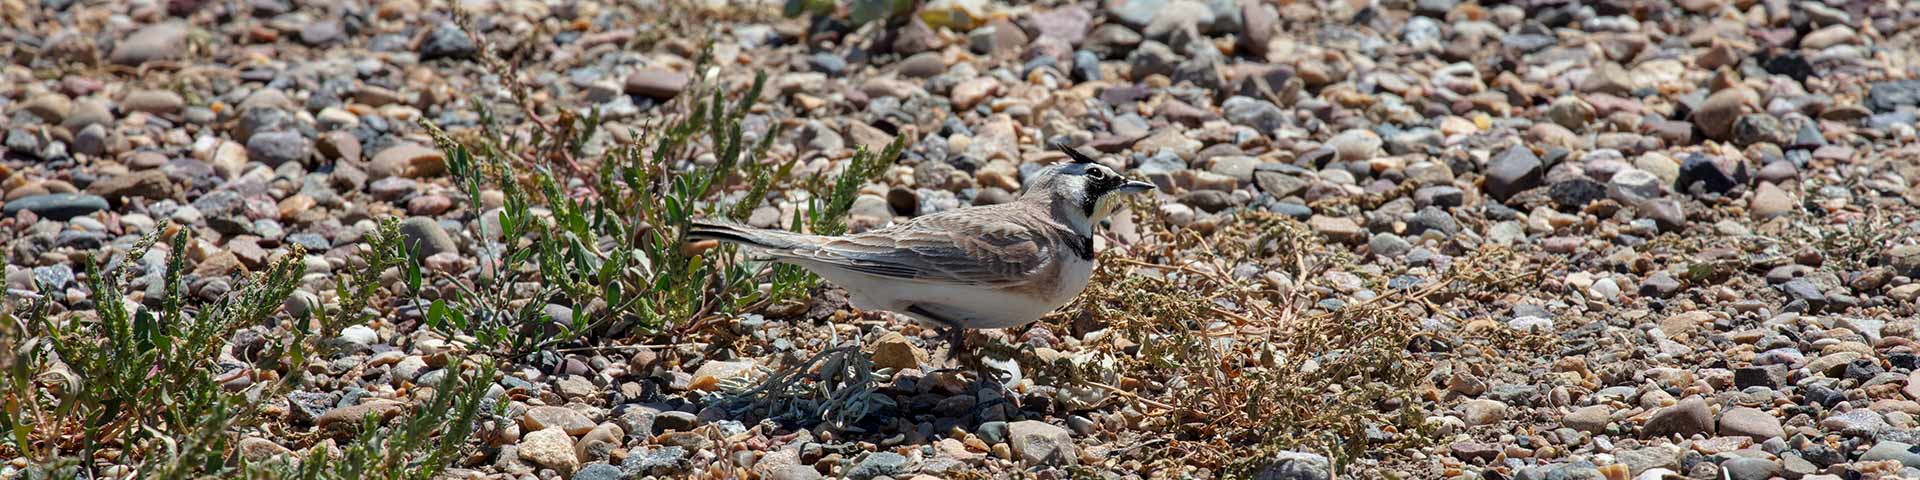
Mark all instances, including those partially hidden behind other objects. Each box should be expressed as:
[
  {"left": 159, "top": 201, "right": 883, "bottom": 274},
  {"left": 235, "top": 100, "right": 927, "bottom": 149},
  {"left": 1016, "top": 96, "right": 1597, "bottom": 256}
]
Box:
[{"left": 1117, "top": 180, "right": 1156, "bottom": 194}]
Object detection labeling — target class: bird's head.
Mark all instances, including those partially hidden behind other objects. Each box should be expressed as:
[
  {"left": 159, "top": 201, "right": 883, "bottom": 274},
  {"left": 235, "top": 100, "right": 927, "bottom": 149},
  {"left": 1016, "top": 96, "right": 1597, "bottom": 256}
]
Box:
[{"left": 1022, "top": 142, "right": 1157, "bottom": 227}]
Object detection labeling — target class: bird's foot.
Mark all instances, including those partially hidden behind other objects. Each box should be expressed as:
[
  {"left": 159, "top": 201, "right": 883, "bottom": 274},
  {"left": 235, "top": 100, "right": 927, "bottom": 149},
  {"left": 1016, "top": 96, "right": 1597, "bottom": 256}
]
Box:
[{"left": 941, "top": 326, "right": 975, "bottom": 370}]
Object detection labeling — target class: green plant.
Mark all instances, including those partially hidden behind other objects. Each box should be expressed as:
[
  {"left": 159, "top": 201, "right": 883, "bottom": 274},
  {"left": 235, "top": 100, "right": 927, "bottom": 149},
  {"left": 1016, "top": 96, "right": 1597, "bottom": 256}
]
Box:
[
  {"left": 284, "top": 359, "right": 500, "bottom": 480},
  {"left": 1, "top": 226, "right": 310, "bottom": 478},
  {"left": 417, "top": 60, "right": 906, "bottom": 354}
]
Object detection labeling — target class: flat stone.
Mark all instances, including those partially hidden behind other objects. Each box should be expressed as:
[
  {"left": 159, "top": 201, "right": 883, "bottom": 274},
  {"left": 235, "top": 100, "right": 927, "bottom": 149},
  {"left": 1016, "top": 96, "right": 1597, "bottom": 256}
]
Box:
[
  {"left": 314, "top": 399, "right": 405, "bottom": 430},
  {"left": 895, "top": 52, "right": 946, "bottom": 78},
  {"left": 626, "top": 69, "right": 689, "bottom": 100},
  {"left": 517, "top": 427, "right": 579, "bottom": 473},
  {"left": 122, "top": 90, "right": 185, "bottom": 116},
  {"left": 1564, "top": 405, "right": 1611, "bottom": 433},
  {"left": 110, "top": 22, "right": 189, "bottom": 65},
  {"left": 1862, "top": 441, "right": 1920, "bottom": 468},
  {"left": 1308, "top": 215, "right": 1365, "bottom": 244},
  {"left": 1327, "top": 129, "right": 1381, "bottom": 162},
  {"left": 369, "top": 143, "right": 447, "bottom": 179},
  {"left": 1007, "top": 420, "right": 1077, "bottom": 466},
  {"left": 245, "top": 131, "right": 312, "bottom": 167},
  {"left": 3, "top": 194, "right": 109, "bottom": 221},
  {"left": 1718, "top": 406, "right": 1784, "bottom": 441},
  {"left": 845, "top": 452, "right": 908, "bottom": 480},
  {"left": 520, "top": 406, "right": 595, "bottom": 435}
]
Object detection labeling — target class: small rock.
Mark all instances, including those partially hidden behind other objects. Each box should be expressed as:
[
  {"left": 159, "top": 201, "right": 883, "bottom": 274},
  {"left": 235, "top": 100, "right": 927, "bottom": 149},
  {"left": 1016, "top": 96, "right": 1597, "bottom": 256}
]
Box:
[
  {"left": 1750, "top": 182, "right": 1792, "bottom": 219},
  {"left": 1693, "top": 89, "right": 1748, "bottom": 141},
  {"left": 1643, "top": 397, "right": 1712, "bottom": 438},
  {"left": 1308, "top": 215, "right": 1365, "bottom": 244},
  {"left": 1862, "top": 441, "right": 1920, "bottom": 468},
  {"left": 1718, "top": 406, "right": 1783, "bottom": 441},
  {"left": 370, "top": 143, "right": 447, "bottom": 179},
  {"left": 111, "top": 22, "right": 189, "bottom": 65},
  {"left": 1327, "top": 129, "right": 1381, "bottom": 162},
  {"left": 517, "top": 427, "right": 579, "bottom": 473},
  {"left": 1222, "top": 96, "right": 1287, "bottom": 133},
  {"left": 420, "top": 23, "right": 477, "bottom": 60},
  {"left": 1564, "top": 405, "right": 1611, "bottom": 433},
  {"left": 871, "top": 332, "right": 926, "bottom": 369},
  {"left": 520, "top": 406, "right": 595, "bottom": 435},
  {"left": 1485, "top": 146, "right": 1543, "bottom": 201},
  {"left": 1007, "top": 420, "right": 1077, "bottom": 466},
  {"left": 1255, "top": 450, "right": 1331, "bottom": 480},
  {"left": 895, "top": 52, "right": 946, "bottom": 78},
  {"left": 3, "top": 194, "right": 110, "bottom": 221},
  {"left": 122, "top": 90, "right": 186, "bottom": 116},
  {"left": 315, "top": 399, "right": 405, "bottom": 430},
  {"left": 1461, "top": 399, "right": 1507, "bottom": 426},
  {"left": 397, "top": 217, "right": 459, "bottom": 258},
  {"left": 245, "top": 131, "right": 312, "bottom": 167},
  {"left": 626, "top": 69, "right": 689, "bottom": 100},
  {"left": 845, "top": 452, "right": 908, "bottom": 480}
]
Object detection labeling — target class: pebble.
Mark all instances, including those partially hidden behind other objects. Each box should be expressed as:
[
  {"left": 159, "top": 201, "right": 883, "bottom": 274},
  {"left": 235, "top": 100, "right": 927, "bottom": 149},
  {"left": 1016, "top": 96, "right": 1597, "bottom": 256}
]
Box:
[
  {"left": 3, "top": 194, "right": 109, "bottom": 221},
  {"left": 370, "top": 143, "right": 447, "bottom": 179},
  {"left": 110, "top": 22, "right": 189, "bottom": 65},
  {"left": 1694, "top": 89, "right": 1749, "bottom": 141},
  {"left": 626, "top": 69, "right": 689, "bottom": 100},
  {"left": 397, "top": 216, "right": 459, "bottom": 258},
  {"left": 1485, "top": 146, "right": 1543, "bottom": 201},
  {"left": 516, "top": 427, "right": 579, "bottom": 473},
  {"left": 245, "top": 131, "right": 313, "bottom": 167},
  {"left": 420, "top": 23, "right": 477, "bottom": 60},
  {"left": 122, "top": 90, "right": 185, "bottom": 116},
  {"left": 1007, "top": 420, "right": 1077, "bottom": 466}
]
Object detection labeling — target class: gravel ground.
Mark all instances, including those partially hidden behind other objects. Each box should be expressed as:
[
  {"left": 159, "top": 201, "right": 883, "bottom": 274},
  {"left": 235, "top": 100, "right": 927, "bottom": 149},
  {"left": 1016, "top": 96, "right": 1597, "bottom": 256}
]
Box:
[{"left": 6, "top": 0, "right": 1920, "bottom": 479}]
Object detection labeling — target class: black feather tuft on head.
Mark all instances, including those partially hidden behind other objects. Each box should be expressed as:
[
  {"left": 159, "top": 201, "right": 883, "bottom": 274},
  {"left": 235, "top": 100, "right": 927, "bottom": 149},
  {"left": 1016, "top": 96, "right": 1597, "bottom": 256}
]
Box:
[{"left": 1051, "top": 141, "right": 1099, "bottom": 164}]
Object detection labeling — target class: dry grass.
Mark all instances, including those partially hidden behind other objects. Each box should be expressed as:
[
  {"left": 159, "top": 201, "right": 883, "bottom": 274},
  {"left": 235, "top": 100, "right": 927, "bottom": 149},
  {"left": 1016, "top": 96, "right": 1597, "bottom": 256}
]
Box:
[{"left": 1041, "top": 210, "right": 1442, "bottom": 476}]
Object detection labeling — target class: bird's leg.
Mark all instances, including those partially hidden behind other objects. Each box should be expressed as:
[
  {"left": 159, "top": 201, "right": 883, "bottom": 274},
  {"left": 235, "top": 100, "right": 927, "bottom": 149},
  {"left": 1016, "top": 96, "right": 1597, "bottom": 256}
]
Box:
[
  {"left": 909, "top": 305, "right": 977, "bottom": 370},
  {"left": 946, "top": 326, "right": 982, "bottom": 371}
]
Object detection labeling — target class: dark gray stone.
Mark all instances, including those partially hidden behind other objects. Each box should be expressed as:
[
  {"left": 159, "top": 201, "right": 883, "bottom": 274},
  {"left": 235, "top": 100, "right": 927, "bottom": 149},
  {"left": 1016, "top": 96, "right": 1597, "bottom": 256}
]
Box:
[
  {"left": 421, "top": 24, "right": 476, "bottom": 60},
  {"left": 1254, "top": 450, "right": 1330, "bottom": 480},
  {"left": 1485, "top": 146, "right": 1542, "bottom": 201},
  {"left": 845, "top": 452, "right": 908, "bottom": 480},
  {"left": 3, "top": 194, "right": 109, "bottom": 221},
  {"left": 572, "top": 463, "right": 623, "bottom": 480},
  {"left": 1869, "top": 80, "right": 1920, "bottom": 113},
  {"left": 1223, "top": 95, "right": 1287, "bottom": 133},
  {"left": 246, "top": 131, "right": 313, "bottom": 166}
]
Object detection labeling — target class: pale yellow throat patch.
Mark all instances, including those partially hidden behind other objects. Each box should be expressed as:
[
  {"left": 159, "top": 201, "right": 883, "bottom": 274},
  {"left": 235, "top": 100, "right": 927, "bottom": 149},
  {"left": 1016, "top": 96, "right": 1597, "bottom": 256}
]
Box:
[{"left": 1091, "top": 193, "right": 1126, "bottom": 222}]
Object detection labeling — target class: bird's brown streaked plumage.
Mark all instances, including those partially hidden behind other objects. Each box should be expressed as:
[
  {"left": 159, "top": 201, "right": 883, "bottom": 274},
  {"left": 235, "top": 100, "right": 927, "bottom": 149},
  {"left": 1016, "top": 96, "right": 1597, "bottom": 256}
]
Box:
[{"left": 687, "top": 142, "right": 1155, "bottom": 340}]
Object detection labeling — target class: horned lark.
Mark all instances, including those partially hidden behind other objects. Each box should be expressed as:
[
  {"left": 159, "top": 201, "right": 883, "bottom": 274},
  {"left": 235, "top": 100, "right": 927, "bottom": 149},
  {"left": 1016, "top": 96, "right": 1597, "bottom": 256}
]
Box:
[{"left": 690, "top": 142, "right": 1154, "bottom": 357}]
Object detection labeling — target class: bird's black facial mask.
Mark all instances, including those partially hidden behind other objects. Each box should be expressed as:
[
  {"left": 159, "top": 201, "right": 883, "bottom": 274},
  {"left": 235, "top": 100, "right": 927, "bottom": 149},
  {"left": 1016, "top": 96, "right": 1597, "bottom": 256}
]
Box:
[{"left": 1049, "top": 143, "right": 1155, "bottom": 221}]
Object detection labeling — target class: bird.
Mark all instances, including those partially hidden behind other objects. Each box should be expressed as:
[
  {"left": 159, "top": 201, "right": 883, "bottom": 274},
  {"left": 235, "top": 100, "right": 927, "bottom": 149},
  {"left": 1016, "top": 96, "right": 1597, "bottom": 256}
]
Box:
[{"left": 688, "top": 142, "right": 1155, "bottom": 360}]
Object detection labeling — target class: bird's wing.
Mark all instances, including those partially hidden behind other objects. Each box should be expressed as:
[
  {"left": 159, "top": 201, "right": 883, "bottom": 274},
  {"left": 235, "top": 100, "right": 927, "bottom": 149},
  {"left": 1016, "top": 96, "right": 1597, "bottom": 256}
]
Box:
[{"left": 791, "top": 206, "right": 1060, "bottom": 287}]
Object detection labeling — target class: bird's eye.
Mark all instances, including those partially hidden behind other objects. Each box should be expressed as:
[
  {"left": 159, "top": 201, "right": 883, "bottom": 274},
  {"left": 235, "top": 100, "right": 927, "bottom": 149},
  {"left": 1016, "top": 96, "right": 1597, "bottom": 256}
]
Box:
[{"left": 1087, "top": 168, "right": 1107, "bottom": 179}]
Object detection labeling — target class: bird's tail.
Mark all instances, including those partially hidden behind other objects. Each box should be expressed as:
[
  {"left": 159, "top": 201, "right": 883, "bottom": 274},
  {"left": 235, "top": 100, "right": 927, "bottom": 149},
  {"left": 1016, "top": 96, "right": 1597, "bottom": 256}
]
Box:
[{"left": 686, "top": 220, "right": 812, "bottom": 251}]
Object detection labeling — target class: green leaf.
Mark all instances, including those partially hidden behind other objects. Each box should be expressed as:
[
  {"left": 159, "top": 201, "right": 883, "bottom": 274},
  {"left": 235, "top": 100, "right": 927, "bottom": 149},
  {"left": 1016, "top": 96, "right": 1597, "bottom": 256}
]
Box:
[
  {"left": 428, "top": 300, "right": 450, "bottom": 329},
  {"left": 406, "top": 256, "right": 423, "bottom": 292}
]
